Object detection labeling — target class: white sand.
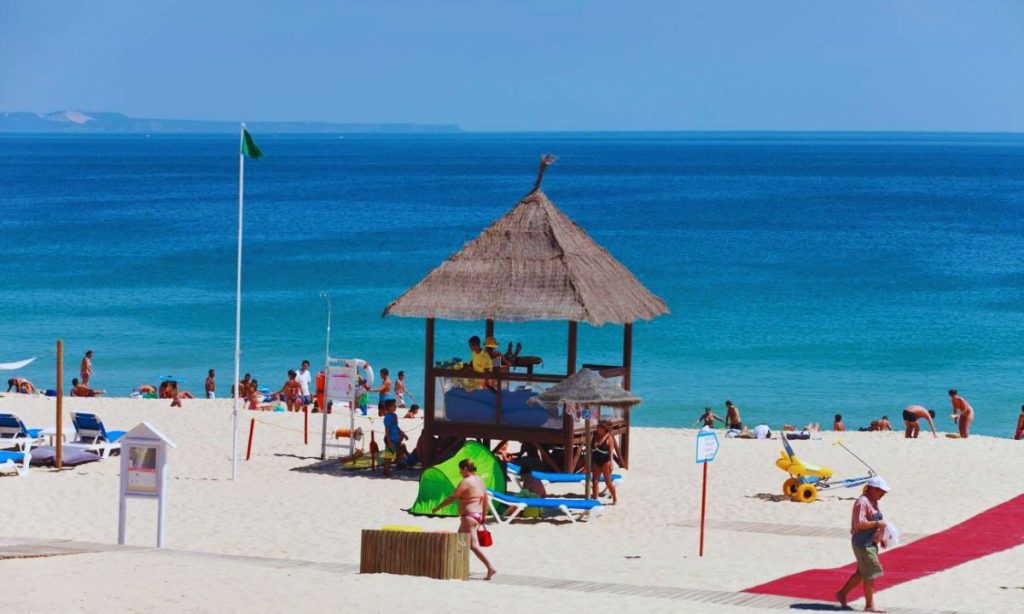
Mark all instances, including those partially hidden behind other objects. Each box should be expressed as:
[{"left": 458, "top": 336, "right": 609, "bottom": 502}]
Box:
[{"left": 1, "top": 395, "right": 1021, "bottom": 613}]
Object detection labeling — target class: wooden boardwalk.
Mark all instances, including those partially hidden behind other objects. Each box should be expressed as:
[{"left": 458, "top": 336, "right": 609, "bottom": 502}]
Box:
[{"left": 0, "top": 537, "right": 959, "bottom": 613}]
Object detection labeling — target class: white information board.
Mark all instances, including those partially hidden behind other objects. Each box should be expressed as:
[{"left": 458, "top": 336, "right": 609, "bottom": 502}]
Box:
[
  {"left": 695, "top": 430, "right": 720, "bottom": 464},
  {"left": 118, "top": 422, "right": 176, "bottom": 547}
]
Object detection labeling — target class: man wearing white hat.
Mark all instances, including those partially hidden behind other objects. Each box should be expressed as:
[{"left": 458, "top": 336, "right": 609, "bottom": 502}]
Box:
[{"left": 836, "top": 476, "right": 891, "bottom": 612}]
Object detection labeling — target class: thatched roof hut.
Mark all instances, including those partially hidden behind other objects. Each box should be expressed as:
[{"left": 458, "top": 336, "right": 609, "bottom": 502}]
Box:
[
  {"left": 535, "top": 368, "right": 642, "bottom": 410},
  {"left": 383, "top": 158, "right": 668, "bottom": 326}
]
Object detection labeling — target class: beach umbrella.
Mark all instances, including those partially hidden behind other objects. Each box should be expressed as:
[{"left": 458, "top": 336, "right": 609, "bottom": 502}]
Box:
[{"left": 535, "top": 369, "right": 641, "bottom": 499}]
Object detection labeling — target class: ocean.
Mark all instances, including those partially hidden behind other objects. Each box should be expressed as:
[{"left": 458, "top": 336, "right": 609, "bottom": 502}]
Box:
[{"left": 2, "top": 132, "right": 1023, "bottom": 437}]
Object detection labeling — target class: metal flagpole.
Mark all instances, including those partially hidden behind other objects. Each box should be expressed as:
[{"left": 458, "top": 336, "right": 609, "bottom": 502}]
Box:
[
  {"left": 232, "top": 122, "right": 246, "bottom": 480},
  {"left": 320, "top": 292, "right": 332, "bottom": 460}
]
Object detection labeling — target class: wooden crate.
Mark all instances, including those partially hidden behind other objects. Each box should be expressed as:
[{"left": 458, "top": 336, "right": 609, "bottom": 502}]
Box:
[{"left": 359, "top": 530, "right": 470, "bottom": 580}]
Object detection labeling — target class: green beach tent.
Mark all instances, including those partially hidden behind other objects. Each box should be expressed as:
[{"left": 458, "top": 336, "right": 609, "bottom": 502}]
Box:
[{"left": 409, "top": 441, "right": 506, "bottom": 516}]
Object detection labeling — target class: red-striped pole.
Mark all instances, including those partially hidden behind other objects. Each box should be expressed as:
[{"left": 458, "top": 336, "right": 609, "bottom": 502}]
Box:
[
  {"left": 699, "top": 461, "right": 709, "bottom": 556},
  {"left": 245, "top": 418, "right": 255, "bottom": 461}
]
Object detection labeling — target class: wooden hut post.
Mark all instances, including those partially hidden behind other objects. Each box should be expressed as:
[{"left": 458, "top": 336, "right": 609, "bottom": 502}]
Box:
[
  {"left": 485, "top": 319, "right": 494, "bottom": 339},
  {"left": 567, "top": 321, "right": 578, "bottom": 375},
  {"left": 584, "top": 404, "right": 593, "bottom": 500},
  {"left": 621, "top": 323, "right": 633, "bottom": 468},
  {"left": 423, "top": 318, "right": 436, "bottom": 465}
]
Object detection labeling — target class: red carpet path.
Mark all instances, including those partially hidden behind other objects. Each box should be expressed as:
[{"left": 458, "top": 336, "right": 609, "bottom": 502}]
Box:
[{"left": 744, "top": 493, "right": 1024, "bottom": 602}]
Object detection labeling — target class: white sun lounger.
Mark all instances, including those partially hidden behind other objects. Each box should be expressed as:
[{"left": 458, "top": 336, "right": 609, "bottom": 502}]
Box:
[
  {"left": 487, "top": 489, "right": 604, "bottom": 525},
  {"left": 0, "top": 450, "right": 31, "bottom": 476},
  {"left": 0, "top": 413, "right": 43, "bottom": 452},
  {"left": 67, "top": 412, "right": 127, "bottom": 459}
]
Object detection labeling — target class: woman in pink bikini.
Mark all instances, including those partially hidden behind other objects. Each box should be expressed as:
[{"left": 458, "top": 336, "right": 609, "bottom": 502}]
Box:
[{"left": 432, "top": 459, "right": 497, "bottom": 580}]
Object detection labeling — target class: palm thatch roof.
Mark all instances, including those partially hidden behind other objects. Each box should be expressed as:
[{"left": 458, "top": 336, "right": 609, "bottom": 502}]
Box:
[
  {"left": 383, "top": 156, "right": 669, "bottom": 326},
  {"left": 534, "top": 369, "right": 642, "bottom": 409}
]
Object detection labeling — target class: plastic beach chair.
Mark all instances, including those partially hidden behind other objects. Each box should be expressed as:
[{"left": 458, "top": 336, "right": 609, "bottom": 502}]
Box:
[
  {"left": 0, "top": 449, "right": 31, "bottom": 476},
  {"left": 0, "top": 413, "right": 43, "bottom": 452},
  {"left": 486, "top": 489, "right": 604, "bottom": 525},
  {"left": 507, "top": 462, "right": 623, "bottom": 486},
  {"left": 67, "top": 412, "right": 126, "bottom": 459}
]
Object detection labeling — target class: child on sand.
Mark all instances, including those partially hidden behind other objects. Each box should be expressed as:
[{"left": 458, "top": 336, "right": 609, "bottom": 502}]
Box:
[
  {"left": 833, "top": 414, "right": 845, "bottom": 431},
  {"left": 380, "top": 399, "right": 402, "bottom": 477}
]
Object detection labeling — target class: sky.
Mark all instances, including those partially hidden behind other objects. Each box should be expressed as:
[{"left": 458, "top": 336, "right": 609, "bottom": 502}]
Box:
[{"left": 1, "top": 1, "right": 1022, "bottom": 132}]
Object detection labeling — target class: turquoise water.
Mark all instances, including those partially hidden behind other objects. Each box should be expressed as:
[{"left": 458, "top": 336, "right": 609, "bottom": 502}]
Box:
[{"left": 2, "top": 132, "right": 1023, "bottom": 437}]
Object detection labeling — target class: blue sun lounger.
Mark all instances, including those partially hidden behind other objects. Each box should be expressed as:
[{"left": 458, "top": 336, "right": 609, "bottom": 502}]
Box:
[
  {"left": 487, "top": 489, "right": 604, "bottom": 525},
  {"left": 507, "top": 462, "right": 623, "bottom": 485},
  {"left": 0, "top": 413, "right": 43, "bottom": 452},
  {"left": 67, "top": 412, "right": 126, "bottom": 459},
  {"left": 0, "top": 450, "right": 31, "bottom": 476}
]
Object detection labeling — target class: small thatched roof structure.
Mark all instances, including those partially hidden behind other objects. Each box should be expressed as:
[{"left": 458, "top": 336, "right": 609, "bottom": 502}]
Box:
[
  {"left": 534, "top": 369, "right": 642, "bottom": 409},
  {"left": 383, "top": 157, "right": 669, "bottom": 326}
]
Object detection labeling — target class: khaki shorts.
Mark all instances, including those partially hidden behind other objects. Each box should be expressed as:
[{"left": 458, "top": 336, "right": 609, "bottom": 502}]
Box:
[{"left": 853, "top": 544, "right": 883, "bottom": 580}]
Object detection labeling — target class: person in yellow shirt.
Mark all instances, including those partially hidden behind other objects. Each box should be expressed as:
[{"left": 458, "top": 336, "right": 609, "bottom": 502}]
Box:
[{"left": 466, "top": 335, "right": 494, "bottom": 391}]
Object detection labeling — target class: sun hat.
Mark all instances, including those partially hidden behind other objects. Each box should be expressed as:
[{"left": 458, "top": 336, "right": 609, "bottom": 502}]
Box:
[
  {"left": 484, "top": 336, "right": 499, "bottom": 348},
  {"left": 866, "top": 476, "right": 891, "bottom": 492}
]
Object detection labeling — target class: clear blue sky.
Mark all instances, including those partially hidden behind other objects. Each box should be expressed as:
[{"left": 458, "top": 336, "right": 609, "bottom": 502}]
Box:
[{"left": 1, "top": 1, "right": 1021, "bottom": 131}]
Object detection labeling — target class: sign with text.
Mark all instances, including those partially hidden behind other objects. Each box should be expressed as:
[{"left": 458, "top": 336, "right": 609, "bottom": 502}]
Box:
[
  {"left": 695, "top": 430, "right": 720, "bottom": 464},
  {"left": 126, "top": 445, "right": 158, "bottom": 493}
]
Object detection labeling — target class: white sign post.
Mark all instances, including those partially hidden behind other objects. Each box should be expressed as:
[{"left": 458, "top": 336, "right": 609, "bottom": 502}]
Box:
[
  {"left": 695, "top": 430, "right": 720, "bottom": 557},
  {"left": 118, "top": 422, "right": 176, "bottom": 548}
]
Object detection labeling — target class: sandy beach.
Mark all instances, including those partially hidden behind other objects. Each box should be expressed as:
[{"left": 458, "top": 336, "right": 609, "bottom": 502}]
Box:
[{"left": 1, "top": 394, "right": 1021, "bottom": 613}]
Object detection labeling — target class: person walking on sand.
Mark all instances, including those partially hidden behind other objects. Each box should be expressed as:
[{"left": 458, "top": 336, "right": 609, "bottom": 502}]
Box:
[
  {"left": 80, "top": 350, "right": 94, "bottom": 386},
  {"left": 948, "top": 389, "right": 974, "bottom": 439},
  {"left": 205, "top": 369, "right": 216, "bottom": 399},
  {"left": 725, "top": 400, "right": 742, "bottom": 430},
  {"left": 395, "top": 370, "right": 408, "bottom": 407},
  {"left": 296, "top": 360, "right": 312, "bottom": 409},
  {"left": 901, "top": 405, "right": 937, "bottom": 438},
  {"left": 836, "top": 476, "right": 892, "bottom": 613},
  {"left": 432, "top": 459, "right": 497, "bottom": 580},
  {"left": 592, "top": 421, "right": 620, "bottom": 504}
]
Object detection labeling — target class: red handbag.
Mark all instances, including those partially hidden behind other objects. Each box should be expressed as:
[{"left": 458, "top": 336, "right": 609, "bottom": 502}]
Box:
[{"left": 477, "top": 515, "right": 493, "bottom": 547}]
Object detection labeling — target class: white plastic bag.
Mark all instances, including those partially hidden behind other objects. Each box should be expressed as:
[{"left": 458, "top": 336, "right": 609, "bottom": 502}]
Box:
[{"left": 883, "top": 521, "right": 901, "bottom": 547}]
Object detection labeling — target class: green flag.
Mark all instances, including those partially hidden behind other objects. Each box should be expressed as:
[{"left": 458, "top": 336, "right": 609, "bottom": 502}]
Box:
[{"left": 240, "top": 128, "right": 263, "bottom": 159}]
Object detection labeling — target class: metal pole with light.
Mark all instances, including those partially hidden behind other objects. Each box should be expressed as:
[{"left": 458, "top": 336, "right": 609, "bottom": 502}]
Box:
[{"left": 320, "top": 292, "right": 332, "bottom": 460}]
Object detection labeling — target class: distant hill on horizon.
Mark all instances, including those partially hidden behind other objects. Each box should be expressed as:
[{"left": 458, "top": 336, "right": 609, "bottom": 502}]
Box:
[{"left": 0, "top": 110, "right": 461, "bottom": 134}]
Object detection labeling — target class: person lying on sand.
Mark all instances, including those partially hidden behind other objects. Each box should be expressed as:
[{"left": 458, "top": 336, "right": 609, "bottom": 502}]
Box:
[
  {"left": 403, "top": 403, "right": 420, "bottom": 419},
  {"left": 902, "top": 405, "right": 937, "bottom": 438},
  {"left": 70, "top": 378, "right": 104, "bottom": 397}
]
